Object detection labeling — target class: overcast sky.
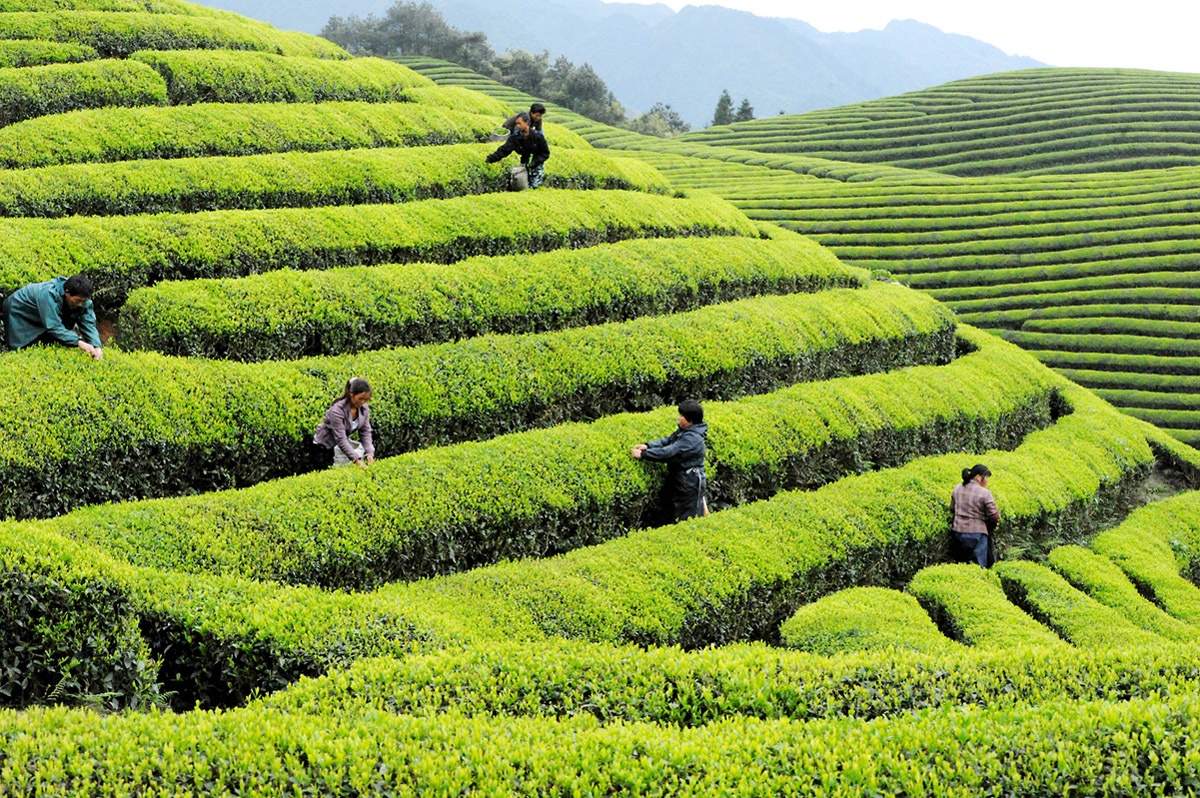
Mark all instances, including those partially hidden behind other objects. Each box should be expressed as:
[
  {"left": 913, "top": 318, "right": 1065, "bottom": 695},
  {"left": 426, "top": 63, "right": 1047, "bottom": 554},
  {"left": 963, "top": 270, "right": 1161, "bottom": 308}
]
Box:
[{"left": 614, "top": 1, "right": 1200, "bottom": 74}]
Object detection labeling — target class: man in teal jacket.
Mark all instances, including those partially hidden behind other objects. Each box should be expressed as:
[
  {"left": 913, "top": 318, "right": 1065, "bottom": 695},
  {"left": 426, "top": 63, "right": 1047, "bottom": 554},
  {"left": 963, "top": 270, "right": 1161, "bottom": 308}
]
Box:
[{"left": 2, "top": 274, "right": 103, "bottom": 359}]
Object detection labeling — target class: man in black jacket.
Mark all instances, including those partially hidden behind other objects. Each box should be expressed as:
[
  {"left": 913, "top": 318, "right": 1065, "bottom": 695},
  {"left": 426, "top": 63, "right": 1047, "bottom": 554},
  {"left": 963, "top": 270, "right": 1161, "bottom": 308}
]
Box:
[
  {"left": 485, "top": 111, "right": 550, "bottom": 189},
  {"left": 631, "top": 399, "right": 709, "bottom": 522},
  {"left": 502, "top": 102, "right": 546, "bottom": 132}
]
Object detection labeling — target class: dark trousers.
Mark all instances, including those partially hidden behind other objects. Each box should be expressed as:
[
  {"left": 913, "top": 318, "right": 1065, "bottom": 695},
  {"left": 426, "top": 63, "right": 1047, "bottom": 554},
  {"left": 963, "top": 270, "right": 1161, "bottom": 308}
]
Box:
[
  {"left": 667, "top": 467, "right": 707, "bottom": 522},
  {"left": 952, "top": 531, "right": 993, "bottom": 568}
]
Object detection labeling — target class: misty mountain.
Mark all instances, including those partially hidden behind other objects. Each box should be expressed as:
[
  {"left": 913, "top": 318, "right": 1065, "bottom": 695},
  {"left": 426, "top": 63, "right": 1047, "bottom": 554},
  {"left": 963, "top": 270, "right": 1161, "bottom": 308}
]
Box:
[{"left": 207, "top": 0, "right": 1045, "bottom": 126}]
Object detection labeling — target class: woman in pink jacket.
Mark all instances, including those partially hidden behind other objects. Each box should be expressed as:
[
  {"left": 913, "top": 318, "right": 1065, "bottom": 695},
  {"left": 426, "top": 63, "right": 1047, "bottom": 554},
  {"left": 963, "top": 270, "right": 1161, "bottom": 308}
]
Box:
[
  {"left": 313, "top": 377, "right": 375, "bottom": 468},
  {"left": 950, "top": 463, "right": 999, "bottom": 567}
]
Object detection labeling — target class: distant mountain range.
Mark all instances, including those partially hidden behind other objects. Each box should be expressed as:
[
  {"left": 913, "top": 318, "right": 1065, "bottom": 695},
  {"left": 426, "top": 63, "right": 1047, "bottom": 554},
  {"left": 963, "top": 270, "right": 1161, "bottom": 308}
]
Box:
[{"left": 206, "top": 0, "right": 1045, "bottom": 126}]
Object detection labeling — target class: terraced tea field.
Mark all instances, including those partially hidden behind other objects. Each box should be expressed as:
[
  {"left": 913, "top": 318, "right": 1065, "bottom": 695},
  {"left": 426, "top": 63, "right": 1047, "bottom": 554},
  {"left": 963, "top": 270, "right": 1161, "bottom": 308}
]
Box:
[
  {"left": 404, "top": 60, "right": 1200, "bottom": 449},
  {"left": 5, "top": 16, "right": 1200, "bottom": 794}
]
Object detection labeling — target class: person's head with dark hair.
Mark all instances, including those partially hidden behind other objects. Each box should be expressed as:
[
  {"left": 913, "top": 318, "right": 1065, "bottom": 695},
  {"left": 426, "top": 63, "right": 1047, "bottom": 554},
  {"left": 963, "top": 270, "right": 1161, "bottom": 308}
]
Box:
[
  {"left": 962, "top": 463, "right": 991, "bottom": 486},
  {"left": 513, "top": 111, "right": 533, "bottom": 134},
  {"left": 678, "top": 399, "right": 703, "bottom": 427},
  {"left": 529, "top": 102, "right": 546, "bottom": 125},
  {"left": 63, "top": 273, "right": 92, "bottom": 308},
  {"left": 341, "top": 376, "right": 372, "bottom": 407}
]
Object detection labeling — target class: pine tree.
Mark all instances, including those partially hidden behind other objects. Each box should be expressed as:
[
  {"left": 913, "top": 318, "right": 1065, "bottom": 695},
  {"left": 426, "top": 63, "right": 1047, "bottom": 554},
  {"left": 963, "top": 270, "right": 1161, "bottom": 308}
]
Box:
[
  {"left": 733, "top": 98, "right": 755, "bottom": 123},
  {"left": 710, "top": 89, "right": 733, "bottom": 126}
]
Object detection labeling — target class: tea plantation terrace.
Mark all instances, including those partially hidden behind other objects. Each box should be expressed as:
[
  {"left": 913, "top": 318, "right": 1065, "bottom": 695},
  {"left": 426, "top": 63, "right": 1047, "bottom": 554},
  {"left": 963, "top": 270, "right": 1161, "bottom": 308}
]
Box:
[{"left": 4, "top": 8, "right": 1200, "bottom": 794}]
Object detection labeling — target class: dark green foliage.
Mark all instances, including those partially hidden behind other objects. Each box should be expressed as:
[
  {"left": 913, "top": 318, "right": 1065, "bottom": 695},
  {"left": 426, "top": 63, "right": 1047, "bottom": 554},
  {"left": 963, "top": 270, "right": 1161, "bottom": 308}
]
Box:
[{"left": 0, "top": 566, "right": 159, "bottom": 710}]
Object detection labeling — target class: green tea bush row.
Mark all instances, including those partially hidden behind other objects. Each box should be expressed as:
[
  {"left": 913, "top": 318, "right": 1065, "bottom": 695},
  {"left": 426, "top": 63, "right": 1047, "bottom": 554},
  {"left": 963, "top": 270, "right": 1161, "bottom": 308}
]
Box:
[
  {"left": 1091, "top": 491, "right": 1200, "bottom": 624},
  {"left": 1020, "top": 316, "right": 1200, "bottom": 338},
  {"left": 999, "top": 329, "right": 1200, "bottom": 357},
  {"left": 10, "top": 654, "right": 1200, "bottom": 795},
  {"left": 120, "top": 236, "right": 859, "bottom": 359},
  {"left": 0, "top": 282, "right": 952, "bottom": 519},
  {"left": 0, "top": 0, "right": 250, "bottom": 18},
  {"left": 374, "top": 375, "right": 1149, "bottom": 655},
  {"left": 130, "top": 49, "right": 431, "bottom": 105},
  {"left": 0, "top": 38, "right": 96, "bottom": 66},
  {"left": 0, "top": 58, "right": 166, "bottom": 126},
  {"left": 993, "top": 560, "right": 1165, "bottom": 649},
  {"left": 1047, "top": 545, "right": 1200, "bottom": 643},
  {"left": 0, "top": 101, "right": 506, "bottom": 168},
  {"left": 0, "top": 143, "right": 663, "bottom": 218},
  {"left": 927, "top": 269, "right": 1200, "bottom": 305},
  {"left": 0, "top": 190, "right": 755, "bottom": 311},
  {"left": 907, "top": 564, "right": 1071, "bottom": 650},
  {"left": 958, "top": 301, "right": 1200, "bottom": 329},
  {"left": 397, "top": 84, "right": 511, "bottom": 116},
  {"left": 778, "top": 586, "right": 962, "bottom": 655},
  {"left": 39, "top": 289, "right": 958, "bottom": 588},
  {"left": 0, "top": 11, "right": 348, "bottom": 58},
  {"left": 263, "top": 639, "right": 1200, "bottom": 727}
]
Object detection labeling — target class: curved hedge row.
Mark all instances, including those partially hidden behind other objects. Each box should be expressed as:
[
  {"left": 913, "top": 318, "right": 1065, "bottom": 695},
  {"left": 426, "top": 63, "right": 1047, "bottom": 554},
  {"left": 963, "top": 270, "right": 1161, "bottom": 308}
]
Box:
[
  {"left": 260, "top": 640, "right": 1200, "bottom": 728},
  {"left": 0, "top": 143, "right": 664, "bottom": 218},
  {"left": 0, "top": 100, "right": 509, "bottom": 168},
  {"left": 0, "top": 11, "right": 348, "bottom": 59},
  {"left": 907, "top": 563, "right": 1071, "bottom": 650},
  {"left": 0, "top": 190, "right": 755, "bottom": 311},
  {"left": 120, "top": 236, "right": 859, "bottom": 359},
  {"left": 0, "top": 0, "right": 250, "bottom": 18},
  {"left": 2, "top": 282, "right": 952, "bottom": 519},
  {"left": 0, "top": 57, "right": 165, "bottom": 126},
  {"left": 8, "top": 692, "right": 1200, "bottom": 795},
  {"left": 1047, "top": 545, "right": 1200, "bottom": 644},
  {"left": 778, "top": 586, "right": 961, "bottom": 655},
  {"left": 994, "top": 560, "right": 1166, "bottom": 649},
  {"left": 0, "top": 38, "right": 95, "bottom": 66},
  {"left": 130, "top": 50, "right": 431, "bottom": 105}
]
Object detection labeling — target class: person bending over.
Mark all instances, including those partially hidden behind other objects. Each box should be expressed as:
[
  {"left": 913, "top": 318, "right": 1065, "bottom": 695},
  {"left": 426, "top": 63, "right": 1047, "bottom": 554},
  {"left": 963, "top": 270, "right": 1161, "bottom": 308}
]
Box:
[
  {"left": 313, "top": 377, "right": 376, "bottom": 468},
  {"left": 2, "top": 273, "right": 103, "bottom": 359},
  {"left": 486, "top": 111, "right": 550, "bottom": 189}
]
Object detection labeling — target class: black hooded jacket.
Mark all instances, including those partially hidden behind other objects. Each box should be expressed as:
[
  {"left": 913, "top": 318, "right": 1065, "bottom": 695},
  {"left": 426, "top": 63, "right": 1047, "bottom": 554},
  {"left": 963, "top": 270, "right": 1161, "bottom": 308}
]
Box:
[{"left": 486, "top": 127, "right": 550, "bottom": 168}]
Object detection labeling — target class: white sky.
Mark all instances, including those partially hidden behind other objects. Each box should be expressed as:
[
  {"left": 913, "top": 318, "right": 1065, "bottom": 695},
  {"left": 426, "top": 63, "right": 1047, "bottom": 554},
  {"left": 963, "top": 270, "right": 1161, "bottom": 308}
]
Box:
[{"left": 614, "top": 1, "right": 1200, "bottom": 74}]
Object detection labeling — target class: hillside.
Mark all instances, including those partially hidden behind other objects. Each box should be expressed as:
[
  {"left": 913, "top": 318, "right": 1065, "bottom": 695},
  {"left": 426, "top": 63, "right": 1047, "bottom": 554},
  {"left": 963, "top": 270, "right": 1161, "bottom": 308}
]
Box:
[
  {"left": 4, "top": 11, "right": 1200, "bottom": 795},
  {"left": 409, "top": 60, "right": 1200, "bottom": 448}
]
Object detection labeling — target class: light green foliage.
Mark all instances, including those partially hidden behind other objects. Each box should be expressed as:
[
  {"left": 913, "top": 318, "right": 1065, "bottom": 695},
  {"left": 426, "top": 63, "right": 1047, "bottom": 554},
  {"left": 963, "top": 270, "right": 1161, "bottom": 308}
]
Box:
[
  {"left": 0, "top": 142, "right": 663, "bottom": 218},
  {"left": 120, "top": 236, "right": 856, "bottom": 359},
  {"left": 396, "top": 84, "right": 510, "bottom": 116},
  {"left": 0, "top": 11, "right": 348, "bottom": 58},
  {"left": 1047, "top": 545, "right": 1200, "bottom": 643},
  {"left": 0, "top": 38, "right": 96, "bottom": 66},
  {"left": 130, "top": 49, "right": 431, "bottom": 105},
  {"left": 0, "top": 190, "right": 757, "bottom": 309},
  {"left": 779, "top": 587, "right": 962, "bottom": 655},
  {"left": 0, "top": 100, "right": 503, "bottom": 168},
  {"left": 907, "top": 564, "right": 1069, "bottom": 650},
  {"left": 264, "top": 641, "right": 1200, "bottom": 725},
  {"left": 993, "top": 560, "right": 1165, "bottom": 649},
  {"left": 0, "top": 57, "right": 166, "bottom": 125},
  {"left": 1092, "top": 493, "right": 1200, "bottom": 625}
]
